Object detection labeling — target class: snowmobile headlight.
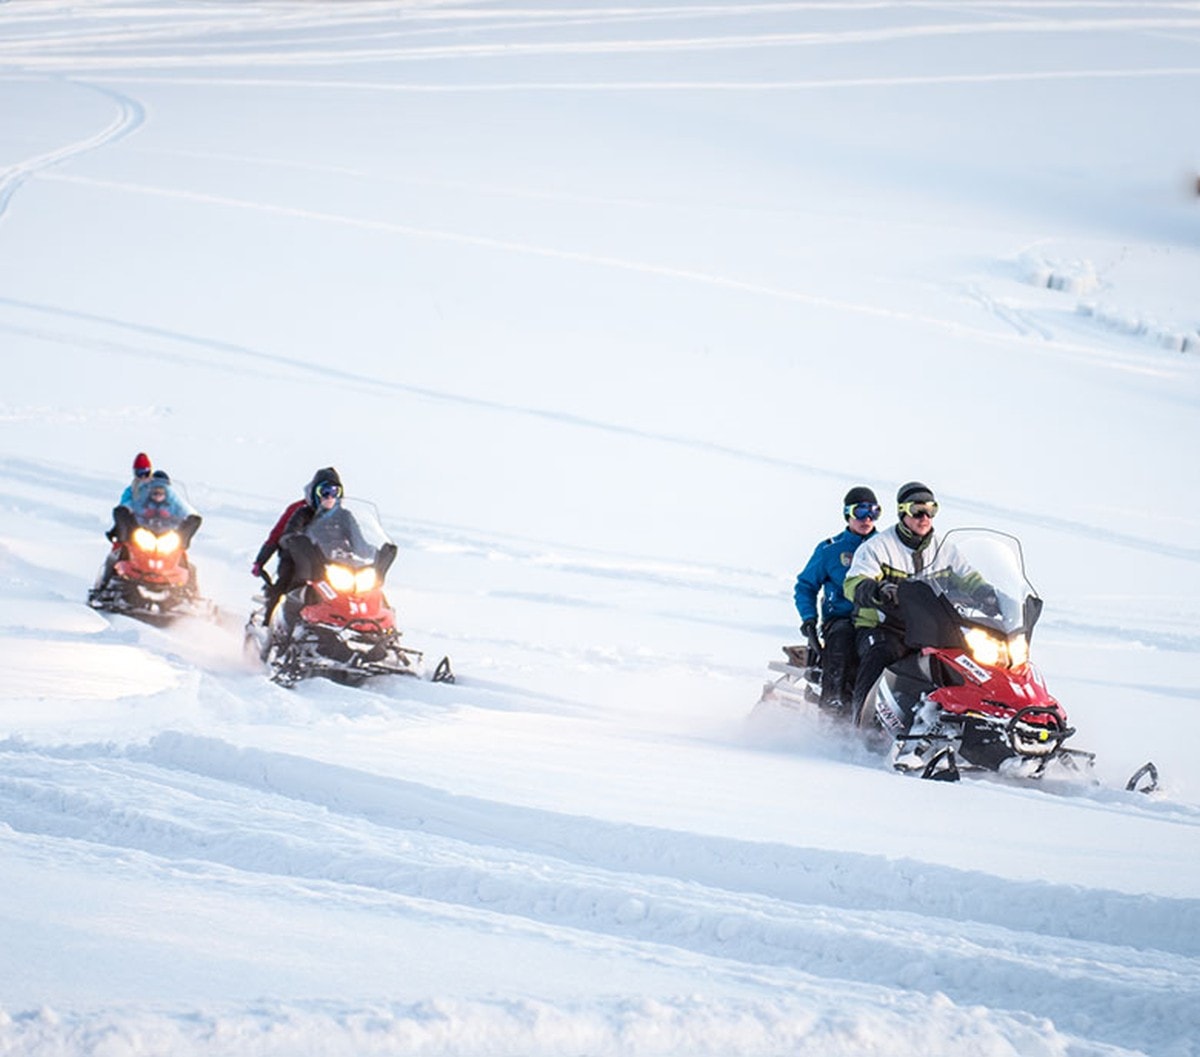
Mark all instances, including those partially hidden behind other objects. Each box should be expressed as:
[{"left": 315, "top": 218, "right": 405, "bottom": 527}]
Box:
[
  {"left": 325, "top": 563, "right": 356, "bottom": 592},
  {"left": 1009, "top": 634, "right": 1029, "bottom": 667},
  {"left": 131, "top": 527, "right": 157, "bottom": 552},
  {"left": 964, "top": 627, "right": 1005, "bottom": 667},
  {"left": 156, "top": 531, "right": 181, "bottom": 555},
  {"left": 326, "top": 564, "right": 377, "bottom": 594}
]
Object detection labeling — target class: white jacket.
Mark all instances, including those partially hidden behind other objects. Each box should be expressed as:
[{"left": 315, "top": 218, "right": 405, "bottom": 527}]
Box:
[{"left": 843, "top": 524, "right": 939, "bottom": 628}]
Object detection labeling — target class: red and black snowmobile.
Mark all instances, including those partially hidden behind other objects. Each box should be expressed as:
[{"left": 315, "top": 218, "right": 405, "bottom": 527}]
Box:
[
  {"left": 88, "top": 489, "right": 207, "bottom": 623},
  {"left": 245, "top": 498, "right": 453, "bottom": 688},
  {"left": 757, "top": 529, "right": 1157, "bottom": 790}
]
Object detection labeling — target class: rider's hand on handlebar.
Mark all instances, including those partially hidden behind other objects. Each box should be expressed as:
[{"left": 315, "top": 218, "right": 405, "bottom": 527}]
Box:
[{"left": 876, "top": 581, "right": 899, "bottom": 609}]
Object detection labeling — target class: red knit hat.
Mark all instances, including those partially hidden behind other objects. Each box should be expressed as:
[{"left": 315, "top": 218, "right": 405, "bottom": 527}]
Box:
[{"left": 133, "top": 452, "right": 152, "bottom": 473}]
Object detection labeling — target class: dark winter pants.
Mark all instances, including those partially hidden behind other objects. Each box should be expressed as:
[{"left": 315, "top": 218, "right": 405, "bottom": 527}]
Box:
[
  {"left": 267, "top": 536, "right": 314, "bottom": 625},
  {"left": 110, "top": 505, "right": 137, "bottom": 542},
  {"left": 263, "top": 550, "right": 293, "bottom": 622},
  {"left": 819, "top": 617, "right": 857, "bottom": 710},
  {"left": 850, "top": 624, "right": 911, "bottom": 723}
]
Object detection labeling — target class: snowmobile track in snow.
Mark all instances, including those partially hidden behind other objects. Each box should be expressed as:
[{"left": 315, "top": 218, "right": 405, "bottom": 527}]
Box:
[{"left": 0, "top": 732, "right": 1198, "bottom": 1057}]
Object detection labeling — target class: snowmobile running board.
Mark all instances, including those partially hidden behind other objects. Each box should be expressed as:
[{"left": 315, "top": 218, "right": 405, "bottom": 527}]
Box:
[{"left": 760, "top": 661, "right": 816, "bottom": 712}]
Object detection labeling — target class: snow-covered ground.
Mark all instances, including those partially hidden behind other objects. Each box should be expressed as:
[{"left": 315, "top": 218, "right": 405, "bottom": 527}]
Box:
[{"left": 2, "top": 2, "right": 1199, "bottom": 1054}]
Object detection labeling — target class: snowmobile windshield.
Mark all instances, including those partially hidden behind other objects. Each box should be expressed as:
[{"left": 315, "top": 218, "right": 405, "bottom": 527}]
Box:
[
  {"left": 304, "top": 498, "right": 391, "bottom": 567},
  {"left": 131, "top": 480, "right": 196, "bottom": 533},
  {"left": 917, "top": 528, "right": 1039, "bottom": 635}
]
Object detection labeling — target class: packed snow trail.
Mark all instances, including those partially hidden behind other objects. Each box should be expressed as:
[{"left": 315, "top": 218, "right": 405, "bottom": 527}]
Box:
[{"left": 2, "top": 732, "right": 1198, "bottom": 1055}]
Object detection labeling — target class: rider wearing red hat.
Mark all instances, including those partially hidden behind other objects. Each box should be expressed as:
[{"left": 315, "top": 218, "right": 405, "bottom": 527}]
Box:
[{"left": 107, "top": 452, "right": 155, "bottom": 542}]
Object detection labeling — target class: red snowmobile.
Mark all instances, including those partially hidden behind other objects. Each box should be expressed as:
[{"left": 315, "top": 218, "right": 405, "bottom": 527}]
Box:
[
  {"left": 757, "top": 529, "right": 1157, "bottom": 790},
  {"left": 245, "top": 498, "right": 453, "bottom": 688},
  {"left": 88, "top": 494, "right": 206, "bottom": 623}
]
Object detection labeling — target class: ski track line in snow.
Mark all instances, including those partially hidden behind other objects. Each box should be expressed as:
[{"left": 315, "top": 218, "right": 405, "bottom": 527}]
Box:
[
  {"left": 0, "top": 452, "right": 733, "bottom": 581},
  {"left": 1058, "top": 673, "right": 1200, "bottom": 704},
  {"left": 5, "top": 299, "right": 1200, "bottom": 571},
  {"left": 0, "top": 456, "right": 787, "bottom": 621},
  {"left": 960, "top": 283, "right": 1057, "bottom": 342},
  {"left": 1047, "top": 616, "right": 1200, "bottom": 655},
  {"left": 0, "top": 735, "right": 1197, "bottom": 1054},
  {"left": 0, "top": 2, "right": 389, "bottom": 54},
  {"left": 0, "top": 486, "right": 113, "bottom": 541},
  {"left": 0, "top": 80, "right": 143, "bottom": 222},
  {"left": 0, "top": 461, "right": 784, "bottom": 679},
  {"left": 6, "top": 14, "right": 1200, "bottom": 69},
  {"left": 33, "top": 170, "right": 1199, "bottom": 394},
  {"left": 3, "top": 0, "right": 1181, "bottom": 40},
  {"left": 0, "top": 300, "right": 917, "bottom": 501},
  {"left": 0, "top": 496, "right": 794, "bottom": 694},
  {"left": 57, "top": 65, "right": 1200, "bottom": 94},
  {"left": 1, "top": 0, "right": 1195, "bottom": 32}
]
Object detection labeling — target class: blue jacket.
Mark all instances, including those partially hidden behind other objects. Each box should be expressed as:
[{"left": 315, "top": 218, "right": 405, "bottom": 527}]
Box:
[{"left": 794, "top": 527, "right": 876, "bottom": 626}]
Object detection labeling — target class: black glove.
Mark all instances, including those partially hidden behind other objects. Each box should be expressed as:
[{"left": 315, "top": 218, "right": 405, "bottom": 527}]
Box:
[
  {"left": 180, "top": 513, "right": 202, "bottom": 547},
  {"left": 875, "top": 581, "right": 899, "bottom": 609},
  {"left": 800, "top": 619, "right": 819, "bottom": 650}
]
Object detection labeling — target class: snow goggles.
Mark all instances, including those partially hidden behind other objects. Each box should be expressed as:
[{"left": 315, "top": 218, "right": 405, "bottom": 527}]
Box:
[
  {"left": 846, "top": 502, "right": 881, "bottom": 521},
  {"left": 134, "top": 467, "right": 152, "bottom": 478},
  {"left": 317, "top": 482, "right": 342, "bottom": 499},
  {"left": 899, "top": 501, "right": 938, "bottom": 519}
]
